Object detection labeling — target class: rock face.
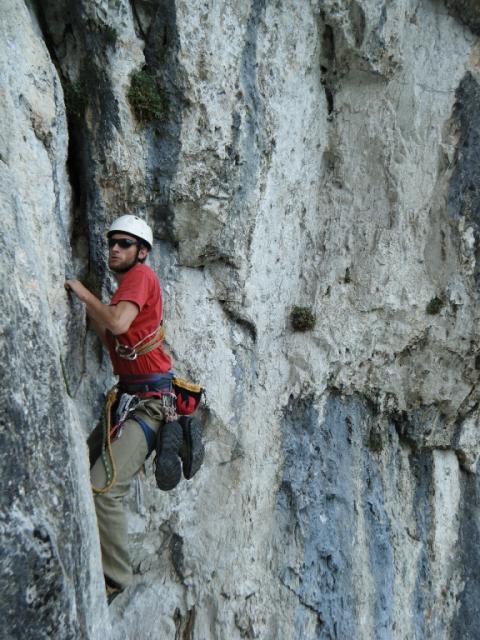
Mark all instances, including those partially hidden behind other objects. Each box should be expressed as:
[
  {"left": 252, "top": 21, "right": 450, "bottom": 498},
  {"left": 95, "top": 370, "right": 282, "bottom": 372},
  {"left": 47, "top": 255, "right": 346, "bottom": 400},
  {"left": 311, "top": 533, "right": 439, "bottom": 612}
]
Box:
[{"left": 2, "top": 0, "right": 480, "bottom": 638}]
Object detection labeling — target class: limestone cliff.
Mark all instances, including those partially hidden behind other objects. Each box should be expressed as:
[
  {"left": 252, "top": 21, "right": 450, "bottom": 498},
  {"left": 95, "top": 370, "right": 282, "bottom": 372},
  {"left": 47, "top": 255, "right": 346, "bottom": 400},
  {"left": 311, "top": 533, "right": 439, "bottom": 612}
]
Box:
[{"left": 2, "top": 1, "right": 480, "bottom": 638}]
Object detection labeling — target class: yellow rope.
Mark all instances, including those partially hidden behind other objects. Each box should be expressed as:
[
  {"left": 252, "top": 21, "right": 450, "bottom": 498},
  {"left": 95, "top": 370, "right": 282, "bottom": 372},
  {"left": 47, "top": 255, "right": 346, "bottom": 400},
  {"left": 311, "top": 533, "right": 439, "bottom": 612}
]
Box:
[
  {"left": 115, "top": 324, "right": 165, "bottom": 360},
  {"left": 135, "top": 327, "right": 165, "bottom": 356},
  {"left": 92, "top": 387, "right": 118, "bottom": 494}
]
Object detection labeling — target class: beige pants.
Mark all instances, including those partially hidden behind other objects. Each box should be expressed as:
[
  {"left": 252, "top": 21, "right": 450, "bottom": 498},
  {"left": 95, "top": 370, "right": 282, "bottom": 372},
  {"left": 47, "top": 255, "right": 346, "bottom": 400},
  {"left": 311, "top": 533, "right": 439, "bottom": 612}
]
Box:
[{"left": 90, "top": 397, "right": 167, "bottom": 589}]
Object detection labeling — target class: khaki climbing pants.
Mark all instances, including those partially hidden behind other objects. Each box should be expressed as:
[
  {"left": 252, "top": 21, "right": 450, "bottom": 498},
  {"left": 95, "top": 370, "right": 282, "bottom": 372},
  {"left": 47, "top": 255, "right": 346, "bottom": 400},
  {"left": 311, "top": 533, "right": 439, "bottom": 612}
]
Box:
[{"left": 89, "top": 397, "right": 169, "bottom": 589}]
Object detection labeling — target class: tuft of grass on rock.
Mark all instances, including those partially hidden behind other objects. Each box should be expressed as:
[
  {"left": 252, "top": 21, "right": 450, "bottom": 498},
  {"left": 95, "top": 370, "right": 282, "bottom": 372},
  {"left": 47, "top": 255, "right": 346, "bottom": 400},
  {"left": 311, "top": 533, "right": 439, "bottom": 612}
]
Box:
[
  {"left": 426, "top": 296, "right": 444, "bottom": 315},
  {"left": 291, "top": 306, "right": 316, "bottom": 332},
  {"left": 368, "top": 427, "right": 383, "bottom": 453},
  {"left": 64, "top": 79, "right": 87, "bottom": 119},
  {"left": 102, "top": 25, "right": 118, "bottom": 46},
  {"left": 127, "top": 69, "right": 168, "bottom": 123}
]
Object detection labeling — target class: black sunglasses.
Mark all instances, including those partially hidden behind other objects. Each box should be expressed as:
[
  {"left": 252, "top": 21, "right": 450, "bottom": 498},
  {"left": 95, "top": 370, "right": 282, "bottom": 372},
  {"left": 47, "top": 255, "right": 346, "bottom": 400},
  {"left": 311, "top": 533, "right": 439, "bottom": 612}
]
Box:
[{"left": 108, "top": 237, "right": 139, "bottom": 249}]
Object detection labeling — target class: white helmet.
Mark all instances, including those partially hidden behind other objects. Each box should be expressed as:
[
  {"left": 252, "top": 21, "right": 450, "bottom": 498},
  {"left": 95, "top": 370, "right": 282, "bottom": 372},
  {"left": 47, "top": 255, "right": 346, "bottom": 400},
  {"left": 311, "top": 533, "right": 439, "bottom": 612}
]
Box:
[{"left": 107, "top": 215, "right": 153, "bottom": 249}]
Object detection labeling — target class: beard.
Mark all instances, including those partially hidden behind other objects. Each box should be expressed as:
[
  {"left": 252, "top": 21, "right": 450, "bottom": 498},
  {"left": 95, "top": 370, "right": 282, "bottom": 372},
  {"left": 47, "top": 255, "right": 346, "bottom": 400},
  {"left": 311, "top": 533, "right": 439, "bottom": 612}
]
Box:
[{"left": 108, "top": 251, "right": 139, "bottom": 273}]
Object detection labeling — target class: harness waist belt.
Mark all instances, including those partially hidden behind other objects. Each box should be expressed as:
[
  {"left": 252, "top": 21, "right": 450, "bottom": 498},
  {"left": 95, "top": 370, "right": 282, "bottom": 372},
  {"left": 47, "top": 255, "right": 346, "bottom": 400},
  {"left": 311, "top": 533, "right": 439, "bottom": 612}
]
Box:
[{"left": 118, "top": 372, "right": 174, "bottom": 394}]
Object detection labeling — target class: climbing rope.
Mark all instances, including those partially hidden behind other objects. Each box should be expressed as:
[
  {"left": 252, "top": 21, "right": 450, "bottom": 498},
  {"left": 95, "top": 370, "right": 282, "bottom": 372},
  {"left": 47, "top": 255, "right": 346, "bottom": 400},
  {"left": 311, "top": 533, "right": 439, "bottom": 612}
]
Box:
[
  {"left": 114, "top": 324, "right": 165, "bottom": 360},
  {"left": 91, "top": 386, "right": 119, "bottom": 494}
]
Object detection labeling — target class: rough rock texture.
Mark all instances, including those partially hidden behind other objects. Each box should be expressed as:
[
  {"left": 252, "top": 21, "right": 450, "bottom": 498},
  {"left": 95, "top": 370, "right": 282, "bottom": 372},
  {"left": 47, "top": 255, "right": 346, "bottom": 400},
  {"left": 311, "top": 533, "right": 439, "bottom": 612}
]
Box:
[
  {"left": 0, "top": 2, "right": 110, "bottom": 637},
  {"left": 3, "top": 0, "right": 480, "bottom": 638}
]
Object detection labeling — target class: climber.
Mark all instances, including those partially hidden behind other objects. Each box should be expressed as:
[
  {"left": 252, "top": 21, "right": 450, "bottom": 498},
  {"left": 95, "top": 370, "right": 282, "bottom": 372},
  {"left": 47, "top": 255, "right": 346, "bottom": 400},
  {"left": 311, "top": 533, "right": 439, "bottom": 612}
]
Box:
[{"left": 64, "top": 215, "right": 193, "bottom": 605}]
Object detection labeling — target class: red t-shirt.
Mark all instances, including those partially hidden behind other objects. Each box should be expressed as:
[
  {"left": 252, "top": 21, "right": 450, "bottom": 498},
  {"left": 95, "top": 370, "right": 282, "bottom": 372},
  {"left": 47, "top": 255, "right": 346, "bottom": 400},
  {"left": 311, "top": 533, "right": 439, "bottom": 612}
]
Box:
[{"left": 106, "top": 263, "right": 172, "bottom": 375}]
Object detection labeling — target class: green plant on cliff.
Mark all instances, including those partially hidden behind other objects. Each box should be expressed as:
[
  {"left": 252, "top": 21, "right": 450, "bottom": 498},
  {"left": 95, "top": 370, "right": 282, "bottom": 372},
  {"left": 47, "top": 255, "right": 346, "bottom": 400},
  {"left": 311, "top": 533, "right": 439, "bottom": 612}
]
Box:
[
  {"left": 426, "top": 296, "right": 444, "bottom": 315},
  {"left": 291, "top": 306, "right": 316, "bottom": 331},
  {"left": 64, "top": 79, "right": 87, "bottom": 119},
  {"left": 102, "top": 24, "right": 118, "bottom": 47},
  {"left": 127, "top": 69, "right": 168, "bottom": 123},
  {"left": 368, "top": 427, "right": 383, "bottom": 453}
]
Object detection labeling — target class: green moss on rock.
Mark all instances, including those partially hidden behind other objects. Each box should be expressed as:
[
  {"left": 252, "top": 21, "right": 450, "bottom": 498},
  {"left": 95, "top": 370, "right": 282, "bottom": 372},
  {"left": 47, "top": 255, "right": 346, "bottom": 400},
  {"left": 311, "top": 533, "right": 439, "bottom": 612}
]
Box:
[
  {"left": 64, "top": 80, "right": 87, "bottom": 119},
  {"left": 291, "top": 306, "right": 316, "bottom": 331},
  {"left": 426, "top": 296, "right": 444, "bottom": 315},
  {"left": 102, "top": 25, "right": 118, "bottom": 47},
  {"left": 368, "top": 427, "right": 383, "bottom": 453},
  {"left": 127, "top": 69, "right": 168, "bottom": 123}
]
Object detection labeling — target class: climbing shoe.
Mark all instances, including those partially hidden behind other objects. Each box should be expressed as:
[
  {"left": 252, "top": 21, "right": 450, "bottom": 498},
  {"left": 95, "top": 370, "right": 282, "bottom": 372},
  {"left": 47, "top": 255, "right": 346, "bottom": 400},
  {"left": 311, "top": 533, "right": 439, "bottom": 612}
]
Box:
[
  {"left": 179, "top": 415, "right": 205, "bottom": 480},
  {"left": 106, "top": 585, "right": 123, "bottom": 605},
  {"left": 105, "top": 576, "right": 124, "bottom": 606},
  {"left": 155, "top": 420, "right": 183, "bottom": 491}
]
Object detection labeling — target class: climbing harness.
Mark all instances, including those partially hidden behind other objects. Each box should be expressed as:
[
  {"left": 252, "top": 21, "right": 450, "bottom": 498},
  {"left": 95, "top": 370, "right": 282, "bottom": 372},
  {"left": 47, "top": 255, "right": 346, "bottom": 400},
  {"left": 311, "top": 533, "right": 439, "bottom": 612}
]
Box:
[
  {"left": 92, "top": 318, "right": 206, "bottom": 493},
  {"left": 118, "top": 372, "right": 174, "bottom": 396},
  {"left": 91, "top": 377, "right": 180, "bottom": 493},
  {"left": 114, "top": 324, "right": 165, "bottom": 360},
  {"left": 130, "top": 395, "right": 177, "bottom": 457},
  {"left": 113, "top": 321, "right": 205, "bottom": 415}
]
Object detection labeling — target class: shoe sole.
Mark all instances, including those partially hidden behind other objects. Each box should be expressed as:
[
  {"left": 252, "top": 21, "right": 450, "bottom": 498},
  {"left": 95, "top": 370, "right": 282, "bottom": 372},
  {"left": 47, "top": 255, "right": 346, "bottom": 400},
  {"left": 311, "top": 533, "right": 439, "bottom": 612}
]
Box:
[
  {"left": 155, "top": 421, "right": 183, "bottom": 491},
  {"left": 180, "top": 416, "right": 205, "bottom": 480}
]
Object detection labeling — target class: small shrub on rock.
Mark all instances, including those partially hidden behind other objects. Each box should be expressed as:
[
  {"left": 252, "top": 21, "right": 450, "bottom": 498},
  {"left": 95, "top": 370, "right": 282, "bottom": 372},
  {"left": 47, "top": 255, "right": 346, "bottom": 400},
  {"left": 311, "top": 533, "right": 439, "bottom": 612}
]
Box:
[
  {"left": 291, "top": 306, "right": 316, "bottom": 331},
  {"left": 102, "top": 25, "right": 118, "bottom": 47},
  {"left": 65, "top": 80, "right": 87, "bottom": 119},
  {"left": 426, "top": 296, "right": 444, "bottom": 315},
  {"left": 128, "top": 69, "right": 167, "bottom": 122}
]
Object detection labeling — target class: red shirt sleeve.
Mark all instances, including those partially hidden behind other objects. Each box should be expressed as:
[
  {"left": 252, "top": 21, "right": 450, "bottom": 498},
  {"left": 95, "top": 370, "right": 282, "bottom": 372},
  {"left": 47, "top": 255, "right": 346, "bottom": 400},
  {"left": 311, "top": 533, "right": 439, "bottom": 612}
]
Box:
[{"left": 110, "top": 265, "right": 152, "bottom": 312}]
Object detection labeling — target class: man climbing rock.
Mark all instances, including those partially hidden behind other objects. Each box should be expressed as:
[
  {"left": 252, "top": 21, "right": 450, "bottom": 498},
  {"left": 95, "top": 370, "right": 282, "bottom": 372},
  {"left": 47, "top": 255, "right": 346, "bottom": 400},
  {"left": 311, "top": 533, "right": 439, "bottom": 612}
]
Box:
[{"left": 65, "top": 215, "right": 201, "bottom": 604}]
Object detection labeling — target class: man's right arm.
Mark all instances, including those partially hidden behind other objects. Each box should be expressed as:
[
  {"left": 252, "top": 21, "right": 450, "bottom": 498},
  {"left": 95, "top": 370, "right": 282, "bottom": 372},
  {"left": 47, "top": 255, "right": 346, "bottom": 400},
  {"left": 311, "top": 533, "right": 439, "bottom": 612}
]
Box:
[{"left": 65, "top": 279, "right": 140, "bottom": 338}]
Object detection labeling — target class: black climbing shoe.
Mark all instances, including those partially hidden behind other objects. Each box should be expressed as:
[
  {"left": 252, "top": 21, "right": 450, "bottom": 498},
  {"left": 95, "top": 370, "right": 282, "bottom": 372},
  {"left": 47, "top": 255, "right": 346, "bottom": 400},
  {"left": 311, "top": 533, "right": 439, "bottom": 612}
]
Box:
[
  {"left": 105, "top": 576, "right": 124, "bottom": 606},
  {"left": 106, "top": 585, "right": 123, "bottom": 605},
  {"left": 155, "top": 420, "right": 183, "bottom": 490},
  {"left": 179, "top": 415, "right": 205, "bottom": 480}
]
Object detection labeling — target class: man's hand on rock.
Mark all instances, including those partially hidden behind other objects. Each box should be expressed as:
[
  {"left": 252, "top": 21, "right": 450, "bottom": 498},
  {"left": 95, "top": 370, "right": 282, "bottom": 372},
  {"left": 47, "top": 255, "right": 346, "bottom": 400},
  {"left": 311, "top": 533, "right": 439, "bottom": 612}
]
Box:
[{"left": 64, "top": 279, "right": 89, "bottom": 302}]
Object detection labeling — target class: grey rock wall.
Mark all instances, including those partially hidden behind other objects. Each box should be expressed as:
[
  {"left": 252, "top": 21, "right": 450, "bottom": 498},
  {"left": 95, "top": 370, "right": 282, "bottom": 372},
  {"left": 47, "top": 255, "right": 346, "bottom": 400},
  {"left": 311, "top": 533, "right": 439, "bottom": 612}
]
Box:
[
  {"left": 0, "top": 1, "right": 110, "bottom": 637},
  {"left": 2, "top": 0, "right": 480, "bottom": 638}
]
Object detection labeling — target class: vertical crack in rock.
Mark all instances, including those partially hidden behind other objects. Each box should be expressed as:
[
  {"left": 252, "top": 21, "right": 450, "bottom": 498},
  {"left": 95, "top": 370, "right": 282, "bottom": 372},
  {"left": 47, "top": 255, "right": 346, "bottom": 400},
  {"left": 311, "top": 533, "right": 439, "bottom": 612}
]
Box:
[
  {"left": 319, "top": 16, "right": 336, "bottom": 117},
  {"left": 231, "top": 0, "right": 267, "bottom": 248},
  {"left": 241, "top": 0, "right": 266, "bottom": 168},
  {"left": 170, "top": 532, "right": 185, "bottom": 583},
  {"left": 362, "top": 457, "right": 394, "bottom": 637},
  {"left": 33, "top": 0, "right": 121, "bottom": 276},
  {"left": 174, "top": 605, "right": 196, "bottom": 640},
  {"left": 452, "top": 469, "right": 480, "bottom": 639},
  {"left": 31, "top": 0, "right": 117, "bottom": 391},
  {"left": 447, "top": 72, "right": 480, "bottom": 282},
  {"left": 136, "top": 0, "right": 183, "bottom": 245},
  {"left": 409, "top": 451, "right": 434, "bottom": 639},
  {"left": 202, "top": 0, "right": 268, "bottom": 333}
]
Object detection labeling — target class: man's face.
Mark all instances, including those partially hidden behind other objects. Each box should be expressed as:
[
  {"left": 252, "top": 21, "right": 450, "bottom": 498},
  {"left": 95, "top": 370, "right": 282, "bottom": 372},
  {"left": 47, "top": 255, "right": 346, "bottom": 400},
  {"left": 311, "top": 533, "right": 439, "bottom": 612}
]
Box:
[{"left": 108, "top": 233, "right": 148, "bottom": 273}]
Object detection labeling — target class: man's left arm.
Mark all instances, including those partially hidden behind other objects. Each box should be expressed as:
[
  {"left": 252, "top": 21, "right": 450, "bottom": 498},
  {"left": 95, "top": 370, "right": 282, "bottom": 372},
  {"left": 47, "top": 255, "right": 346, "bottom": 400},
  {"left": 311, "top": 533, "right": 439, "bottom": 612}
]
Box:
[{"left": 65, "top": 279, "right": 139, "bottom": 335}]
